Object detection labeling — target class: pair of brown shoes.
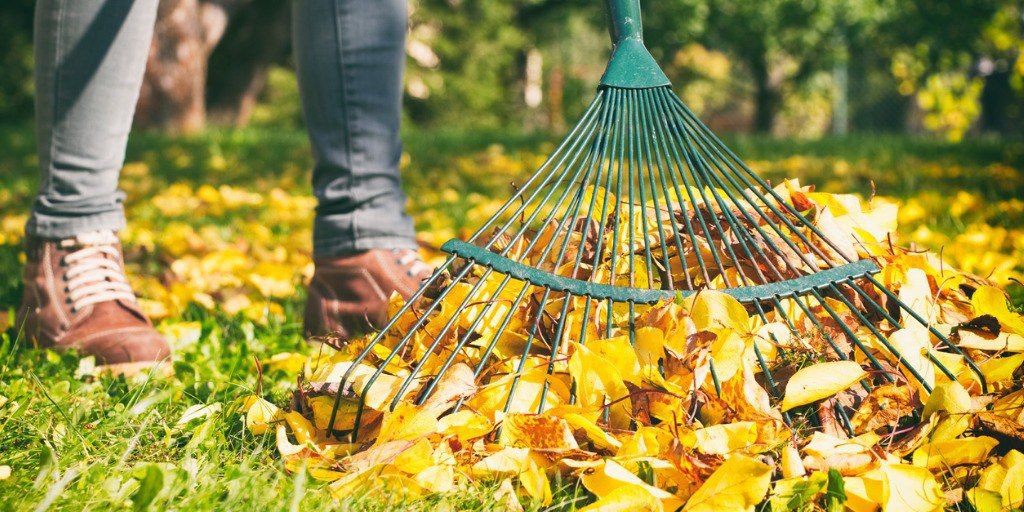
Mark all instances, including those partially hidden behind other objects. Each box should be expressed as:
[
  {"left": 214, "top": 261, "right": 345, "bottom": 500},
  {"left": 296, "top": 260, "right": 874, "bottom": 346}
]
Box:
[{"left": 15, "top": 231, "right": 431, "bottom": 376}]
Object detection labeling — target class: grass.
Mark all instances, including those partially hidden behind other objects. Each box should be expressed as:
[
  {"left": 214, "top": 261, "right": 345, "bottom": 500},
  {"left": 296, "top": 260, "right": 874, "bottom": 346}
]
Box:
[{"left": 0, "top": 125, "right": 1021, "bottom": 511}]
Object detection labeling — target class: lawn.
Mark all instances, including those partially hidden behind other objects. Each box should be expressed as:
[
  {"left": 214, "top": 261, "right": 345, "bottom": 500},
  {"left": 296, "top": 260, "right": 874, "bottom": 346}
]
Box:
[{"left": 1, "top": 126, "right": 1022, "bottom": 511}]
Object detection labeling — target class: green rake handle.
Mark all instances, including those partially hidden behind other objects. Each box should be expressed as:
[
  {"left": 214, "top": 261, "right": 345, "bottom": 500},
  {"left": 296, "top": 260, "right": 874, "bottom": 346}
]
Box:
[
  {"left": 600, "top": 0, "right": 671, "bottom": 88},
  {"left": 606, "top": 0, "right": 644, "bottom": 42}
]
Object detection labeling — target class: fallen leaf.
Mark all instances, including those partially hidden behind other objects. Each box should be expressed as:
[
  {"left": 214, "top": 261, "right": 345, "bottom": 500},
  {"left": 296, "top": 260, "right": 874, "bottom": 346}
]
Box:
[
  {"left": 682, "top": 455, "right": 772, "bottom": 512},
  {"left": 780, "top": 361, "right": 866, "bottom": 411}
]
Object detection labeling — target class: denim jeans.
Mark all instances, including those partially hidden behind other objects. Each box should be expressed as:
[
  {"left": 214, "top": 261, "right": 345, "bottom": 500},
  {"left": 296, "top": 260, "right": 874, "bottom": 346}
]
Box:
[{"left": 27, "top": 0, "right": 417, "bottom": 257}]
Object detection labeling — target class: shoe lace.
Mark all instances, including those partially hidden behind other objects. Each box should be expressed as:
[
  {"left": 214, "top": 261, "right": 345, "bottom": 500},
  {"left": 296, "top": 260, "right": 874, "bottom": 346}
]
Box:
[
  {"left": 59, "top": 231, "right": 137, "bottom": 312},
  {"left": 392, "top": 249, "right": 432, "bottom": 278}
]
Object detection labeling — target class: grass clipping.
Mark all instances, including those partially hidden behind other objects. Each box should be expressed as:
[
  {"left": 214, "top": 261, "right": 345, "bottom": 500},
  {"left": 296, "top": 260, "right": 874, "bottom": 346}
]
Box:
[{"left": 246, "top": 180, "right": 1024, "bottom": 511}]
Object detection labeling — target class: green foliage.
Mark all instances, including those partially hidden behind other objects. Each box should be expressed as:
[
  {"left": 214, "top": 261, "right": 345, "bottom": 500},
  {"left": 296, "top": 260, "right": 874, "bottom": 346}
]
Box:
[
  {"left": 0, "top": 0, "right": 35, "bottom": 123},
  {"left": 405, "top": 0, "right": 526, "bottom": 127}
]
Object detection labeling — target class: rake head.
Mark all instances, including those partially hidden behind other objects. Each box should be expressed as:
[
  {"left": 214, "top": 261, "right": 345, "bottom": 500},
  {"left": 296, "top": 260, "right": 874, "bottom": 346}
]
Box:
[{"left": 315, "top": 0, "right": 986, "bottom": 440}]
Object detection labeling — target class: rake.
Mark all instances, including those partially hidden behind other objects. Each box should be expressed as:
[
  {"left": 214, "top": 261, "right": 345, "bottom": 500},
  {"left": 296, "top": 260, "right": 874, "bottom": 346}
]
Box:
[{"left": 321, "top": 0, "right": 986, "bottom": 439}]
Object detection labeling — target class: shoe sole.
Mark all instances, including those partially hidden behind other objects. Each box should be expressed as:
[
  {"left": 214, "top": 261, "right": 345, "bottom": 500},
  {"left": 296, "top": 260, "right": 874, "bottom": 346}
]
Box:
[{"left": 97, "top": 360, "right": 174, "bottom": 378}]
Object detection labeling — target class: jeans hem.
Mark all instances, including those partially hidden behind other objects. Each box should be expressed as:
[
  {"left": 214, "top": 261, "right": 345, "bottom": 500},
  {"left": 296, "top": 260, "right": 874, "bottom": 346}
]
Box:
[
  {"left": 25, "top": 210, "right": 126, "bottom": 239},
  {"left": 313, "top": 234, "right": 418, "bottom": 258}
]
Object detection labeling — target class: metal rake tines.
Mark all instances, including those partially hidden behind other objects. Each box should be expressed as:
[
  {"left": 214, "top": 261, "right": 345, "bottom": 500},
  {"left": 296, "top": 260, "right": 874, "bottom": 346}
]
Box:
[
  {"left": 316, "top": 85, "right": 986, "bottom": 440},
  {"left": 318, "top": 250, "right": 986, "bottom": 439}
]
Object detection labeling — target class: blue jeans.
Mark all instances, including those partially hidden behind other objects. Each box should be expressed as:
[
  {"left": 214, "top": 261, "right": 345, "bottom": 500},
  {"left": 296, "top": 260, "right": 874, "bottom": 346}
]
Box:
[{"left": 27, "top": 0, "right": 417, "bottom": 257}]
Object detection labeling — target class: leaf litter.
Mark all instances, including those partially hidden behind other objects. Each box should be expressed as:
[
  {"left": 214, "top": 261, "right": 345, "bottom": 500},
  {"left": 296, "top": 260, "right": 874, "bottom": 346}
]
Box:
[{"left": 243, "top": 181, "right": 1024, "bottom": 511}]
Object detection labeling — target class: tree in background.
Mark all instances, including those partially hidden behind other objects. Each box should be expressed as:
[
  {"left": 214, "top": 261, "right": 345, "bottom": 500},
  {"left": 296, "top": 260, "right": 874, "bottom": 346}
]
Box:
[
  {"left": 135, "top": 0, "right": 292, "bottom": 133},
  {"left": 884, "top": 0, "right": 1016, "bottom": 140},
  {"left": 0, "top": 0, "right": 35, "bottom": 123},
  {"left": 0, "top": 0, "right": 1019, "bottom": 138}
]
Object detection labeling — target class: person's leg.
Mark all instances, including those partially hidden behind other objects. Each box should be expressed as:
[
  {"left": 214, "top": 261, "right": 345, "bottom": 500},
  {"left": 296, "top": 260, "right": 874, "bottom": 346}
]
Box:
[
  {"left": 292, "top": 0, "right": 417, "bottom": 257},
  {"left": 293, "top": 0, "right": 430, "bottom": 339},
  {"left": 19, "top": 0, "right": 169, "bottom": 374},
  {"left": 28, "top": 0, "right": 158, "bottom": 238}
]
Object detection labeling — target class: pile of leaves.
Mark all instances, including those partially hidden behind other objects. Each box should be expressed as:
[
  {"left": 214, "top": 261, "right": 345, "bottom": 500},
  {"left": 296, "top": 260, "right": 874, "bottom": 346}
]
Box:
[{"left": 244, "top": 181, "right": 1024, "bottom": 511}]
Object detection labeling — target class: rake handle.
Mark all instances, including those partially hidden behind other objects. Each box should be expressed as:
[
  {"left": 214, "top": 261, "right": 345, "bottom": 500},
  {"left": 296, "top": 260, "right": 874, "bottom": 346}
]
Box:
[{"left": 606, "top": 0, "right": 644, "bottom": 43}]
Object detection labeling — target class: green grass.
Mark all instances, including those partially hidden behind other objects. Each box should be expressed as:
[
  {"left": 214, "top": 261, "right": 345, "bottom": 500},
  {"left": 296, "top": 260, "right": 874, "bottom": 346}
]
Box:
[{"left": 1, "top": 126, "right": 1021, "bottom": 511}]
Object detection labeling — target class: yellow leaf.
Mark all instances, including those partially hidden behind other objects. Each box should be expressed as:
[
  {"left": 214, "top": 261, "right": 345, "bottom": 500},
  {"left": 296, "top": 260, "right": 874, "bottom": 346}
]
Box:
[
  {"left": 921, "top": 381, "right": 974, "bottom": 442},
  {"left": 263, "top": 352, "right": 307, "bottom": 373},
  {"left": 282, "top": 410, "right": 315, "bottom": 445},
  {"left": 689, "top": 290, "right": 750, "bottom": 333},
  {"left": 494, "top": 478, "right": 526, "bottom": 512},
  {"left": 472, "top": 447, "right": 531, "bottom": 476},
  {"left": 886, "top": 327, "right": 936, "bottom": 397},
  {"left": 413, "top": 464, "right": 455, "bottom": 493},
  {"left": 683, "top": 455, "right": 772, "bottom": 512},
  {"left": 437, "top": 410, "right": 493, "bottom": 442},
  {"left": 685, "top": 422, "right": 758, "bottom": 455},
  {"left": 582, "top": 460, "right": 680, "bottom": 510},
  {"left": 588, "top": 334, "right": 643, "bottom": 384},
  {"left": 519, "top": 458, "right": 552, "bottom": 505},
  {"left": 616, "top": 427, "right": 668, "bottom": 458},
  {"left": 1003, "top": 455, "right": 1024, "bottom": 510},
  {"left": 467, "top": 363, "right": 570, "bottom": 418},
  {"left": 981, "top": 450, "right": 1024, "bottom": 509},
  {"left": 393, "top": 438, "right": 436, "bottom": 474},
  {"left": 579, "top": 483, "right": 664, "bottom": 512},
  {"left": 632, "top": 327, "right": 667, "bottom": 369},
  {"left": 305, "top": 395, "right": 379, "bottom": 432},
  {"left": 780, "top": 443, "right": 806, "bottom": 479},
  {"left": 966, "top": 488, "right": 1002, "bottom": 512},
  {"left": 568, "top": 342, "right": 630, "bottom": 427},
  {"left": 375, "top": 402, "right": 438, "bottom": 445},
  {"left": 243, "top": 396, "right": 281, "bottom": 435},
  {"left": 563, "top": 413, "right": 623, "bottom": 451},
  {"left": 957, "top": 330, "right": 1024, "bottom": 352},
  {"left": 921, "top": 381, "right": 972, "bottom": 418},
  {"left": 911, "top": 436, "right": 998, "bottom": 469},
  {"left": 843, "top": 474, "right": 885, "bottom": 512},
  {"left": 708, "top": 331, "right": 747, "bottom": 384},
  {"left": 499, "top": 414, "right": 579, "bottom": 450},
  {"left": 899, "top": 268, "right": 937, "bottom": 324},
  {"left": 276, "top": 424, "right": 305, "bottom": 457},
  {"left": 972, "top": 286, "right": 1024, "bottom": 335},
  {"left": 802, "top": 431, "right": 876, "bottom": 459},
  {"left": 780, "top": 361, "right": 866, "bottom": 411},
  {"left": 979, "top": 353, "right": 1024, "bottom": 387},
  {"left": 877, "top": 463, "right": 944, "bottom": 512},
  {"left": 308, "top": 362, "right": 406, "bottom": 410}
]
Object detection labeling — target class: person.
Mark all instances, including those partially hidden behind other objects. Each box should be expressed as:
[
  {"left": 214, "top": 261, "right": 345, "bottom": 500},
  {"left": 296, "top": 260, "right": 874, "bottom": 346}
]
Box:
[{"left": 17, "top": 0, "right": 431, "bottom": 375}]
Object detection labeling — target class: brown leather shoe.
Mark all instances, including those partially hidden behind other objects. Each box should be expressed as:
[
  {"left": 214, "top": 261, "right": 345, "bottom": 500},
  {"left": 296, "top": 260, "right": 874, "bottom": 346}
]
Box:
[
  {"left": 16, "top": 230, "right": 172, "bottom": 376},
  {"left": 304, "top": 248, "right": 432, "bottom": 340}
]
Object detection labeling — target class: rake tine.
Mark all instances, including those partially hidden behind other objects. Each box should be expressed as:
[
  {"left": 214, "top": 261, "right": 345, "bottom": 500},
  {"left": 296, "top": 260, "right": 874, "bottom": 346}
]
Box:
[
  {"left": 328, "top": 257, "right": 465, "bottom": 438},
  {"left": 467, "top": 93, "right": 605, "bottom": 245},
  {"left": 640, "top": 90, "right": 694, "bottom": 290},
  {"left": 668, "top": 95, "right": 854, "bottom": 266},
  {"left": 862, "top": 274, "right": 988, "bottom": 391}
]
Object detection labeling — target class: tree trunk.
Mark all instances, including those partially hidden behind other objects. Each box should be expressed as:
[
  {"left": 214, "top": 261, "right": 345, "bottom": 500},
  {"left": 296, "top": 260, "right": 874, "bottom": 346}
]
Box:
[
  {"left": 206, "top": 0, "right": 291, "bottom": 126},
  {"left": 135, "top": 0, "right": 231, "bottom": 133},
  {"left": 980, "top": 67, "right": 1019, "bottom": 135},
  {"left": 750, "top": 54, "right": 778, "bottom": 134},
  {"left": 547, "top": 63, "right": 565, "bottom": 131}
]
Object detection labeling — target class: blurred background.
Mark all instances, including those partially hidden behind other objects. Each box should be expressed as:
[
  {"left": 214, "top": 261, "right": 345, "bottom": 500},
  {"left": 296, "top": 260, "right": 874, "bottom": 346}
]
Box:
[{"left": 0, "top": 0, "right": 1021, "bottom": 141}]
